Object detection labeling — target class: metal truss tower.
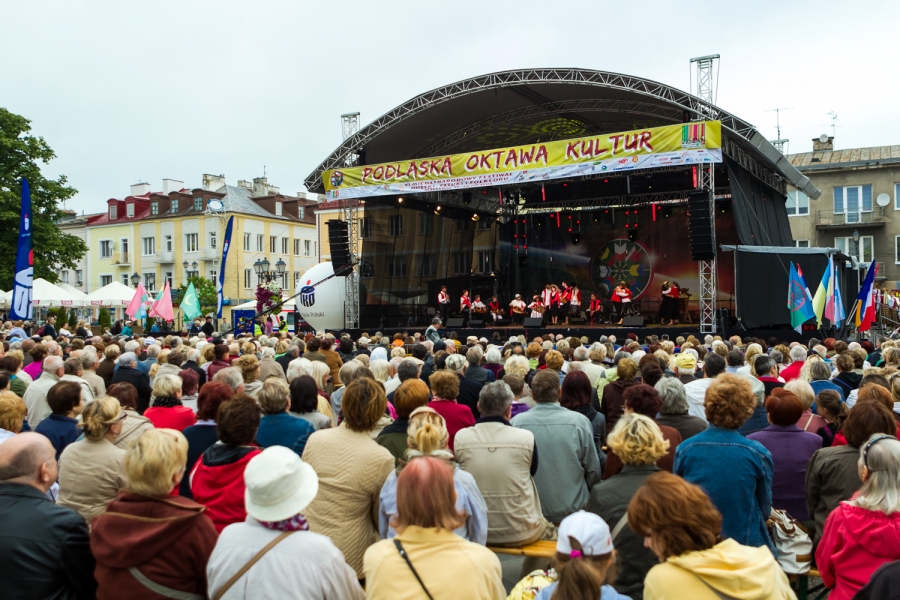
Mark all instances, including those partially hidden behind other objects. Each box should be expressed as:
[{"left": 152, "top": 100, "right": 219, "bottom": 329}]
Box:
[
  {"left": 340, "top": 112, "right": 361, "bottom": 329},
  {"left": 691, "top": 54, "right": 719, "bottom": 334}
]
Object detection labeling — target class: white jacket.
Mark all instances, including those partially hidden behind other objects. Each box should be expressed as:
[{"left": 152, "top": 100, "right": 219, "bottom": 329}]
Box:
[{"left": 23, "top": 371, "right": 62, "bottom": 426}]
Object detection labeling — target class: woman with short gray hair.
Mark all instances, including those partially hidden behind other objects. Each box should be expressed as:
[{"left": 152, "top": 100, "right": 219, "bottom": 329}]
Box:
[{"left": 654, "top": 378, "right": 707, "bottom": 441}]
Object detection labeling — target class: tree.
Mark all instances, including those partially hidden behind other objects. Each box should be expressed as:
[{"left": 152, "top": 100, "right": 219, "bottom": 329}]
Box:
[
  {"left": 0, "top": 108, "right": 88, "bottom": 288},
  {"left": 98, "top": 307, "right": 111, "bottom": 329},
  {"left": 176, "top": 276, "right": 218, "bottom": 316}
]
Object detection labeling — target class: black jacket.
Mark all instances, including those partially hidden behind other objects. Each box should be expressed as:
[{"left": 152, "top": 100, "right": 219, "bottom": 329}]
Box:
[
  {"left": 855, "top": 559, "right": 900, "bottom": 600},
  {"left": 111, "top": 365, "right": 153, "bottom": 414},
  {"left": 181, "top": 360, "right": 207, "bottom": 388},
  {"left": 456, "top": 373, "right": 486, "bottom": 420},
  {"left": 276, "top": 353, "right": 296, "bottom": 375},
  {"left": 0, "top": 482, "right": 97, "bottom": 600}
]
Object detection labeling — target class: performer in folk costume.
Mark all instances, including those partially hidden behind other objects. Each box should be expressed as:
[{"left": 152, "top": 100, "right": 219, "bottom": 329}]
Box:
[
  {"left": 528, "top": 295, "right": 545, "bottom": 320},
  {"left": 509, "top": 294, "right": 527, "bottom": 325},
  {"left": 437, "top": 285, "right": 450, "bottom": 321},
  {"left": 472, "top": 294, "right": 487, "bottom": 314},
  {"left": 588, "top": 292, "right": 603, "bottom": 325},
  {"left": 549, "top": 284, "right": 562, "bottom": 325},
  {"left": 568, "top": 283, "right": 582, "bottom": 324},
  {"left": 611, "top": 281, "right": 633, "bottom": 325},
  {"left": 488, "top": 296, "right": 502, "bottom": 323},
  {"left": 659, "top": 280, "right": 681, "bottom": 325},
  {"left": 459, "top": 290, "right": 472, "bottom": 315},
  {"left": 559, "top": 281, "right": 571, "bottom": 324}
]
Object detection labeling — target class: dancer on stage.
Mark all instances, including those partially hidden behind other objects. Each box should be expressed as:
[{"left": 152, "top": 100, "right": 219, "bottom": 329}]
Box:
[
  {"left": 528, "top": 295, "right": 545, "bottom": 320},
  {"left": 659, "top": 280, "right": 681, "bottom": 325},
  {"left": 509, "top": 294, "right": 527, "bottom": 324},
  {"left": 437, "top": 286, "right": 450, "bottom": 321},
  {"left": 559, "top": 281, "right": 571, "bottom": 325},
  {"left": 611, "top": 281, "right": 633, "bottom": 325},
  {"left": 568, "top": 283, "right": 582, "bottom": 325},
  {"left": 488, "top": 296, "right": 502, "bottom": 323},
  {"left": 547, "top": 284, "right": 561, "bottom": 325},
  {"left": 588, "top": 292, "right": 603, "bottom": 325}
]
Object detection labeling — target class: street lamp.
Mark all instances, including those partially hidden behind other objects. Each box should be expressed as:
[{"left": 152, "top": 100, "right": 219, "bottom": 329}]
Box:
[
  {"left": 275, "top": 258, "right": 286, "bottom": 274},
  {"left": 130, "top": 272, "right": 141, "bottom": 287}
]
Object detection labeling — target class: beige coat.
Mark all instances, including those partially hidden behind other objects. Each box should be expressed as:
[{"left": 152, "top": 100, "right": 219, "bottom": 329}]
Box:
[
  {"left": 82, "top": 369, "right": 107, "bottom": 399},
  {"left": 23, "top": 371, "right": 62, "bottom": 426},
  {"left": 364, "top": 526, "right": 504, "bottom": 600},
  {"left": 113, "top": 409, "right": 155, "bottom": 450},
  {"left": 257, "top": 357, "right": 286, "bottom": 382},
  {"left": 58, "top": 437, "right": 128, "bottom": 525},
  {"left": 302, "top": 423, "right": 394, "bottom": 578}
]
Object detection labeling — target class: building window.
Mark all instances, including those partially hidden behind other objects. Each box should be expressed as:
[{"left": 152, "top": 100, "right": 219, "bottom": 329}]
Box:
[
  {"left": 360, "top": 258, "right": 374, "bottom": 278},
  {"left": 185, "top": 233, "right": 199, "bottom": 253},
  {"left": 294, "top": 272, "right": 302, "bottom": 288},
  {"left": 144, "top": 273, "right": 156, "bottom": 292},
  {"left": 417, "top": 254, "right": 436, "bottom": 277},
  {"left": 833, "top": 185, "right": 873, "bottom": 222},
  {"left": 100, "top": 240, "right": 113, "bottom": 258},
  {"left": 299, "top": 206, "right": 305, "bottom": 219},
  {"left": 61, "top": 271, "right": 69, "bottom": 284},
  {"left": 242, "top": 233, "right": 250, "bottom": 251},
  {"left": 275, "top": 202, "right": 283, "bottom": 216},
  {"left": 786, "top": 191, "right": 809, "bottom": 216},
  {"left": 389, "top": 215, "right": 402, "bottom": 237},
  {"left": 142, "top": 237, "right": 155, "bottom": 256},
  {"left": 835, "top": 235, "right": 874, "bottom": 264},
  {"left": 361, "top": 217, "right": 372, "bottom": 239},
  {"left": 895, "top": 236, "right": 900, "bottom": 264},
  {"left": 389, "top": 256, "right": 407, "bottom": 278},
  {"left": 304, "top": 240, "right": 312, "bottom": 256},
  {"left": 478, "top": 251, "right": 494, "bottom": 274},
  {"left": 270, "top": 236, "right": 277, "bottom": 253},
  {"left": 170, "top": 199, "right": 179, "bottom": 213},
  {"left": 244, "top": 269, "right": 252, "bottom": 289},
  {"left": 75, "top": 269, "right": 83, "bottom": 285},
  {"left": 418, "top": 213, "right": 434, "bottom": 235},
  {"left": 209, "top": 270, "right": 217, "bottom": 281},
  {"left": 150, "top": 201, "right": 159, "bottom": 215},
  {"left": 281, "top": 237, "right": 288, "bottom": 255},
  {"left": 453, "top": 252, "right": 469, "bottom": 275},
  {"left": 109, "top": 205, "right": 117, "bottom": 220},
  {"left": 100, "top": 275, "right": 112, "bottom": 286},
  {"left": 194, "top": 196, "right": 203, "bottom": 211},
  {"left": 294, "top": 239, "right": 301, "bottom": 256},
  {"left": 121, "top": 238, "right": 129, "bottom": 258},
  {"left": 256, "top": 234, "right": 264, "bottom": 251},
  {"left": 455, "top": 219, "right": 470, "bottom": 231},
  {"left": 210, "top": 232, "right": 217, "bottom": 249},
  {"left": 795, "top": 240, "right": 810, "bottom": 248},
  {"left": 478, "top": 218, "right": 492, "bottom": 230},
  {"left": 165, "top": 272, "right": 173, "bottom": 287},
  {"left": 126, "top": 203, "right": 134, "bottom": 218},
  {"left": 121, "top": 274, "right": 129, "bottom": 286},
  {"left": 895, "top": 183, "right": 900, "bottom": 210}
]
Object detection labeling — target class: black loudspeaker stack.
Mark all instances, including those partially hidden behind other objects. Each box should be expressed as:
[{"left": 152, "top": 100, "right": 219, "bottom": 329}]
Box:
[
  {"left": 445, "top": 318, "right": 465, "bottom": 328},
  {"left": 687, "top": 191, "right": 715, "bottom": 261},
  {"left": 621, "top": 316, "right": 645, "bottom": 327},
  {"left": 523, "top": 317, "right": 544, "bottom": 328},
  {"left": 327, "top": 220, "right": 353, "bottom": 274},
  {"left": 468, "top": 319, "right": 484, "bottom": 327}
]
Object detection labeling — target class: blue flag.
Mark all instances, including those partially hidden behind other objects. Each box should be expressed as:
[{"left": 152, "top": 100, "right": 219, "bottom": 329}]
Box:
[
  {"left": 216, "top": 216, "right": 234, "bottom": 318},
  {"left": 788, "top": 262, "right": 815, "bottom": 334},
  {"left": 10, "top": 178, "right": 34, "bottom": 320}
]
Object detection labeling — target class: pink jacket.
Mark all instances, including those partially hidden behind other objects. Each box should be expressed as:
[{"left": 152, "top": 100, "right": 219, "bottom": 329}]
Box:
[{"left": 816, "top": 499, "right": 900, "bottom": 600}]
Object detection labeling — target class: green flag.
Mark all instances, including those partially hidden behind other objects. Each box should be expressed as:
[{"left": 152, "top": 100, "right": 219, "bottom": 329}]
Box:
[{"left": 181, "top": 282, "right": 202, "bottom": 321}]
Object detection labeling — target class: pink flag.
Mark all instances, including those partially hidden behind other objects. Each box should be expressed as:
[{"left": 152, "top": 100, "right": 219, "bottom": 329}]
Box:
[
  {"left": 151, "top": 282, "right": 175, "bottom": 322},
  {"left": 125, "top": 282, "right": 148, "bottom": 319}
]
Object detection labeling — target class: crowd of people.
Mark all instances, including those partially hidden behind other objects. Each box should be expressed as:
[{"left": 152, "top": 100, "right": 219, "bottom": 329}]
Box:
[{"left": 1, "top": 321, "right": 899, "bottom": 599}]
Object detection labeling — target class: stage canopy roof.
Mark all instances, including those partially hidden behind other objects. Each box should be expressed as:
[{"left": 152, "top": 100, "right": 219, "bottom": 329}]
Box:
[{"left": 305, "top": 68, "right": 819, "bottom": 200}]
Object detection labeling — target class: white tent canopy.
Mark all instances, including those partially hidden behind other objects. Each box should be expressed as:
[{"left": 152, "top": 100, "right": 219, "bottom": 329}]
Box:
[
  {"left": 31, "top": 278, "right": 84, "bottom": 307},
  {"left": 57, "top": 283, "right": 87, "bottom": 300},
  {"left": 80, "top": 281, "right": 136, "bottom": 308}
]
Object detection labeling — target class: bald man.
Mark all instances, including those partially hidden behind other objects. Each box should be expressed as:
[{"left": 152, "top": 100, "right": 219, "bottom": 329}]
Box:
[{"left": 0, "top": 433, "right": 96, "bottom": 599}]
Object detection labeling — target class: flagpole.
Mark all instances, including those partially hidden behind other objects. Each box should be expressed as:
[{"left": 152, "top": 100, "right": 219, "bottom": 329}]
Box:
[{"left": 838, "top": 300, "right": 861, "bottom": 341}]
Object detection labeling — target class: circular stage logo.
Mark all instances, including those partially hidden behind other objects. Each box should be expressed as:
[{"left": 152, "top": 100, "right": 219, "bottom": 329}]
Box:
[
  {"left": 330, "top": 170, "right": 344, "bottom": 188},
  {"left": 590, "top": 239, "right": 653, "bottom": 300}
]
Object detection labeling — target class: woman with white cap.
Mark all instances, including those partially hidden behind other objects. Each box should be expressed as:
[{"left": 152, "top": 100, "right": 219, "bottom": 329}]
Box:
[
  {"left": 206, "top": 446, "right": 364, "bottom": 599},
  {"left": 533, "top": 510, "right": 630, "bottom": 600}
]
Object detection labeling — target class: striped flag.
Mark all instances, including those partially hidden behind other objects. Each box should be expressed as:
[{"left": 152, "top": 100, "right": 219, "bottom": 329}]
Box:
[{"left": 855, "top": 261, "right": 879, "bottom": 331}]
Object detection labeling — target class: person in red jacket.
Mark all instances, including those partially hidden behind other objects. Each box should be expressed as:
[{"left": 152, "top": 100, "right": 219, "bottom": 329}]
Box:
[
  {"left": 611, "top": 281, "right": 633, "bottom": 324},
  {"left": 144, "top": 374, "right": 197, "bottom": 432},
  {"left": 190, "top": 394, "right": 263, "bottom": 532},
  {"left": 206, "top": 344, "right": 232, "bottom": 380},
  {"left": 426, "top": 366, "right": 474, "bottom": 452},
  {"left": 91, "top": 429, "right": 218, "bottom": 600},
  {"left": 816, "top": 434, "right": 900, "bottom": 600}
]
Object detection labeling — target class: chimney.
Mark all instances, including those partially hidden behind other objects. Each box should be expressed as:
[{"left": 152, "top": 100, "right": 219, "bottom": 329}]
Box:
[
  {"left": 130, "top": 182, "right": 151, "bottom": 196},
  {"left": 202, "top": 174, "right": 227, "bottom": 192},
  {"left": 238, "top": 179, "right": 253, "bottom": 191},
  {"left": 812, "top": 135, "right": 834, "bottom": 152},
  {"left": 252, "top": 177, "right": 279, "bottom": 197},
  {"left": 162, "top": 179, "right": 185, "bottom": 195}
]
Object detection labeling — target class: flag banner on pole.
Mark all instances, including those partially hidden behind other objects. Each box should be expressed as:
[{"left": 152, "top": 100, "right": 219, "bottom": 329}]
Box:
[
  {"left": 812, "top": 257, "right": 832, "bottom": 327},
  {"left": 126, "top": 282, "right": 149, "bottom": 320},
  {"left": 829, "top": 259, "right": 846, "bottom": 326},
  {"left": 151, "top": 282, "right": 175, "bottom": 322},
  {"left": 217, "top": 216, "right": 234, "bottom": 319},
  {"left": 855, "top": 260, "right": 879, "bottom": 331},
  {"left": 181, "top": 281, "right": 202, "bottom": 321},
  {"left": 10, "top": 178, "right": 34, "bottom": 320},
  {"left": 789, "top": 263, "right": 816, "bottom": 333}
]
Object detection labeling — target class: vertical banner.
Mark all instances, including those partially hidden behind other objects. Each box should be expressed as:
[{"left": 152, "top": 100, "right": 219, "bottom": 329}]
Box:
[
  {"left": 217, "top": 216, "right": 234, "bottom": 318},
  {"left": 10, "top": 178, "right": 34, "bottom": 320}
]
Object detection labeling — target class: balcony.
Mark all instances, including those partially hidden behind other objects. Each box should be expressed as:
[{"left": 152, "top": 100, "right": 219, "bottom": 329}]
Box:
[
  {"left": 155, "top": 251, "right": 174, "bottom": 263},
  {"left": 815, "top": 208, "right": 886, "bottom": 229},
  {"left": 200, "top": 247, "right": 218, "bottom": 260},
  {"left": 111, "top": 252, "right": 131, "bottom": 265}
]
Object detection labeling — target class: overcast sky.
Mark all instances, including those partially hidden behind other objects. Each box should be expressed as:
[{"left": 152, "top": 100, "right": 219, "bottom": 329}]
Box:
[{"left": 4, "top": 0, "right": 898, "bottom": 214}]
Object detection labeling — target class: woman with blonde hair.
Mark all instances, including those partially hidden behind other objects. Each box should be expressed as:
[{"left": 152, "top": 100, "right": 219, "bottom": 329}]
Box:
[
  {"left": 379, "top": 406, "right": 486, "bottom": 543},
  {"left": 587, "top": 413, "right": 669, "bottom": 600},
  {"left": 786, "top": 378, "right": 827, "bottom": 433},
  {"left": 90, "top": 429, "right": 218, "bottom": 599},
  {"left": 739, "top": 343, "right": 763, "bottom": 376},
  {"left": 234, "top": 354, "right": 262, "bottom": 397},
  {"left": 0, "top": 390, "right": 27, "bottom": 442},
  {"left": 58, "top": 395, "right": 128, "bottom": 524}
]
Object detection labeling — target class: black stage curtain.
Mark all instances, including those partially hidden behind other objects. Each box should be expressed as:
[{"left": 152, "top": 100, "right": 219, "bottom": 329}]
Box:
[{"left": 724, "top": 155, "right": 794, "bottom": 247}]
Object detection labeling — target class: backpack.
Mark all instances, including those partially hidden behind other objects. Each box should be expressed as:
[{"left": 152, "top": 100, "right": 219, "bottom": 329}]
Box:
[
  {"left": 36, "top": 325, "right": 46, "bottom": 337},
  {"left": 766, "top": 509, "right": 812, "bottom": 573}
]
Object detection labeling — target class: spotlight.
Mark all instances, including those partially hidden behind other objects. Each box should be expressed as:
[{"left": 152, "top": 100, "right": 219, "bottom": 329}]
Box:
[
  {"left": 397, "top": 197, "right": 403, "bottom": 203},
  {"left": 435, "top": 205, "right": 441, "bottom": 211}
]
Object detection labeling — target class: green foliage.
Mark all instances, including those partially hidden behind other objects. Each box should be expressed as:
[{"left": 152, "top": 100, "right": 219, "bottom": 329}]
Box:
[
  {"left": 97, "top": 308, "right": 111, "bottom": 328},
  {"left": 67, "top": 308, "right": 78, "bottom": 329},
  {"left": 177, "top": 276, "right": 217, "bottom": 315},
  {"left": 52, "top": 307, "right": 68, "bottom": 324},
  {"left": 0, "top": 108, "right": 88, "bottom": 288}
]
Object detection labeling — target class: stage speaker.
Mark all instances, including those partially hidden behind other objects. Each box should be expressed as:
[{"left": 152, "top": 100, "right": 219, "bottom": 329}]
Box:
[
  {"left": 468, "top": 318, "right": 484, "bottom": 327},
  {"left": 621, "top": 316, "right": 645, "bottom": 327},
  {"left": 687, "top": 191, "right": 715, "bottom": 261},
  {"left": 570, "top": 316, "right": 586, "bottom": 325},
  {"left": 327, "top": 220, "right": 352, "bottom": 273},
  {"left": 445, "top": 318, "right": 465, "bottom": 328},
  {"left": 523, "top": 317, "right": 544, "bottom": 328}
]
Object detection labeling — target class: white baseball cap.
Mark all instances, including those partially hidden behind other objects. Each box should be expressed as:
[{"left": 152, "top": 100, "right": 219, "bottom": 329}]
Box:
[
  {"left": 556, "top": 511, "right": 614, "bottom": 556},
  {"left": 244, "top": 446, "right": 319, "bottom": 522}
]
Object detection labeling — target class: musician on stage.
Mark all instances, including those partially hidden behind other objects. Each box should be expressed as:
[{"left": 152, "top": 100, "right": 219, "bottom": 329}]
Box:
[
  {"left": 659, "top": 280, "right": 681, "bottom": 325},
  {"left": 528, "top": 295, "right": 545, "bottom": 320},
  {"left": 611, "top": 281, "right": 633, "bottom": 325},
  {"left": 509, "top": 294, "right": 527, "bottom": 324},
  {"left": 488, "top": 296, "right": 502, "bottom": 323},
  {"left": 568, "top": 284, "right": 582, "bottom": 325},
  {"left": 472, "top": 295, "right": 487, "bottom": 316},
  {"left": 437, "top": 286, "right": 450, "bottom": 321},
  {"left": 548, "top": 284, "right": 561, "bottom": 325},
  {"left": 588, "top": 292, "right": 603, "bottom": 325},
  {"left": 460, "top": 290, "right": 472, "bottom": 319},
  {"left": 559, "top": 281, "right": 571, "bottom": 325}
]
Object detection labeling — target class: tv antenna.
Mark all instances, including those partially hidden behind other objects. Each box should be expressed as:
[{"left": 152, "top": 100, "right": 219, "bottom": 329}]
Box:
[
  {"left": 824, "top": 111, "right": 840, "bottom": 138},
  {"left": 765, "top": 106, "right": 792, "bottom": 153}
]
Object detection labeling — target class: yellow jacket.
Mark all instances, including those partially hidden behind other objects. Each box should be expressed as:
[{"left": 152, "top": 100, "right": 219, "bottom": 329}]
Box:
[
  {"left": 644, "top": 539, "right": 793, "bottom": 600},
  {"left": 364, "top": 526, "right": 504, "bottom": 600}
]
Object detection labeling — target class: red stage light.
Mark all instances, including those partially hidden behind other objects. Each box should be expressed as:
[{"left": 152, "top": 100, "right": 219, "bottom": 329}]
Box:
[
  {"left": 541, "top": 185, "right": 546, "bottom": 201},
  {"left": 652, "top": 203, "right": 657, "bottom": 221},
  {"left": 692, "top": 166, "right": 698, "bottom": 188},
  {"left": 556, "top": 213, "right": 561, "bottom": 228},
  {"left": 604, "top": 179, "right": 609, "bottom": 183},
  {"left": 524, "top": 244, "right": 527, "bottom": 249},
  {"left": 568, "top": 228, "right": 572, "bottom": 232},
  {"left": 625, "top": 223, "right": 629, "bottom": 228}
]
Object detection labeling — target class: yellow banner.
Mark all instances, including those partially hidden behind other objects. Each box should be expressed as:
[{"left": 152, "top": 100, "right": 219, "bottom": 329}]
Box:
[{"left": 324, "top": 121, "right": 722, "bottom": 199}]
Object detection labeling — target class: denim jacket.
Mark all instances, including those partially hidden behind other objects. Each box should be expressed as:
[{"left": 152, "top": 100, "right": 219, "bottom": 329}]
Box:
[{"left": 674, "top": 425, "right": 775, "bottom": 554}]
